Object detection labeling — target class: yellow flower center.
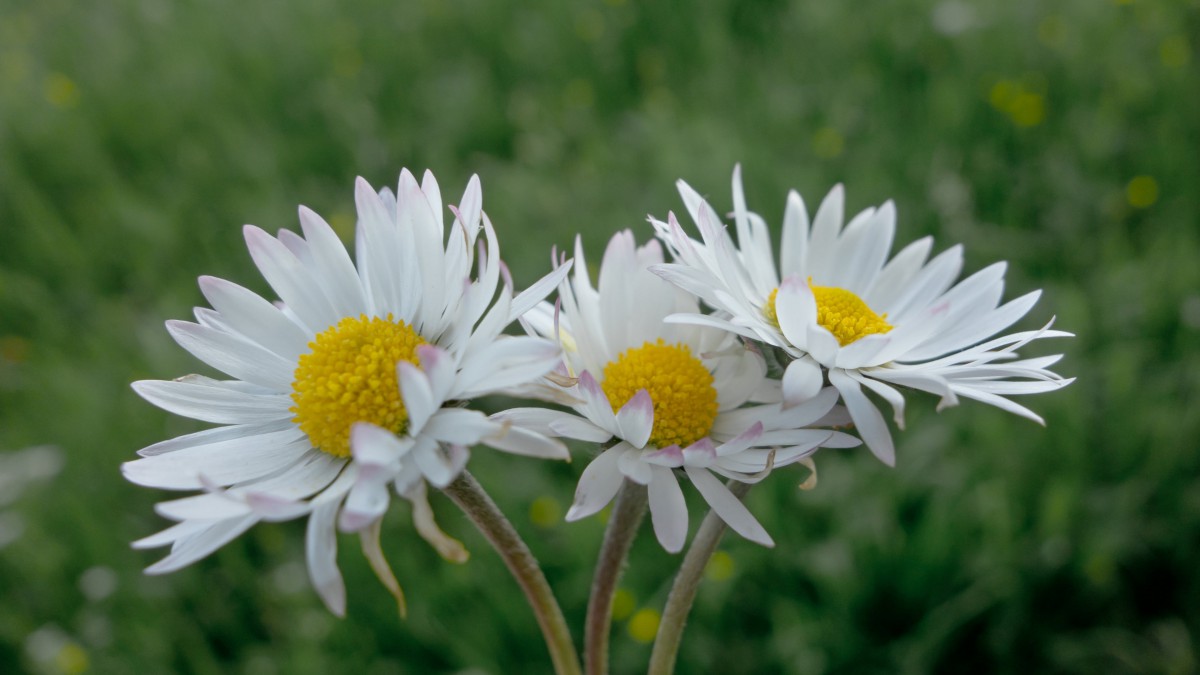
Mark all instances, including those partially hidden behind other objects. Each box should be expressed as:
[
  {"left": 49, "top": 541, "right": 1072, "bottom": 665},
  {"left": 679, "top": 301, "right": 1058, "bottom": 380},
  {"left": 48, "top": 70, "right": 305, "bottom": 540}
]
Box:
[
  {"left": 763, "top": 288, "right": 782, "bottom": 327},
  {"left": 601, "top": 340, "right": 718, "bottom": 448},
  {"left": 763, "top": 283, "right": 893, "bottom": 346},
  {"left": 290, "top": 314, "right": 426, "bottom": 458}
]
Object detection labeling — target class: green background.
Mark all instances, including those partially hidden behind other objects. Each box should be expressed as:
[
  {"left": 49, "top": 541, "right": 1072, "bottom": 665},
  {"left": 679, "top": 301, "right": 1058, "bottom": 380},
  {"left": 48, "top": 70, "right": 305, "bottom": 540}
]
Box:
[{"left": 1, "top": 0, "right": 1197, "bottom": 672}]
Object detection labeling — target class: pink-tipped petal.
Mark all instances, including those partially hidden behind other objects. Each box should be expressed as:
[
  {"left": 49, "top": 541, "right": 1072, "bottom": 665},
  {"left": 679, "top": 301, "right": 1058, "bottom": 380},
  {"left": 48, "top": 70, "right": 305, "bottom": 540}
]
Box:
[
  {"left": 615, "top": 389, "right": 654, "bottom": 448},
  {"left": 566, "top": 446, "right": 624, "bottom": 521},
  {"left": 681, "top": 437, "right": 717, "bottom": 467},
  {"left": 642, "top": 445, "right": 684, "bottom": 468}
]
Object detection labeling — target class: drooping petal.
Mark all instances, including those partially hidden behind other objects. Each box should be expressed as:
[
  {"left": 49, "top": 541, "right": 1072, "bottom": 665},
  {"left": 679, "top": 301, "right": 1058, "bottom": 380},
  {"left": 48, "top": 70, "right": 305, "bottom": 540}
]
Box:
[
  {"left": 829, "top": 368, "right": 895, "bottom": 467},
  {"left": 647, "top": 466, "right": 689, "bottom": 553},
  {"left": 305, "top": 499, "right": 346, "bottom": 616},
  {"left": 566, "top": 445, "right": 625, "bottom": 521},
  {"left": 685, "top": 467, "right": 774, "bottom": 547}
]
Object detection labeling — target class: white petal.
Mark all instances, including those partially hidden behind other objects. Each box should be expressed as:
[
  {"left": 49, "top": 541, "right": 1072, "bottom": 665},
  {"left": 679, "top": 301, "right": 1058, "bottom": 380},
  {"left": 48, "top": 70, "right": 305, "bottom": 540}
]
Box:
[
  {"left": 713, "top": 421, "right": 764, "bottom": 458},
  {"left": 779, "top": 189, "right": 810, "bottom": 277},
  {"left": 781, "top": 356, "right": 823, "bottom": 408},
  {"left": 850, "top": 371, "right": 908, "bottom": 429},
  {"left": 647, "top": 466, "right": 688, "bottom": 553},
  {"left": 483, "top": 423, "right": 570, "bottom": 460},
  {"left": 296, "top": 206, "right": 369, "bottom": 318},
  {"left": 685, "top": 467, "right": 773, "bottom": 547},
  {"left": 510, "top": 259, "right": 574, "bottom": 324},
  {"left": 836, "top": 201, "right": 894, "bottom": 294},
  {"left": 136, "top": 419, "right": 293, "bottom": 457},
  {"left": 866, "top": 236, "right": 933, "bottom": 310},
  {"left": 198, "top": 276, "right": 310, "bottom": 361},
  {"left": 806, "top": 184, "right": 845, "bottom": 282},
  {"left": 166, "top": 320, "right": 295, "bottom": 391},
  {"left": 132, "top": 519, "right": 210, "bottom": 550},
  {"left": 306, "top": 499, "right": 346, "bottom": 616},
  {"left": 123, "top": 427, "right": 308, "bottom": 489},
  {"left": 355, "top": 177, "right": 419, "bottom": 320},
  {"left": 885, "top": 244, "right": 963, "bottom": 322},
  {"left": 711, "top": 348, "right": 768, "bottom": 410},
  {"left": 398, "top": 172, "right": 448, "bottom": 334},
  {"left": 681, "top": 438, "right": 717, "bottom": 467},
  {"left": 132, "top": 376, "right": 291, "bottom": 426},
  {"left": 774, "top": 275, "right": 817, "bottom": 349},
  {"left": 905, "top": 290, "right": 1041, "bottom": 362},
  {"left": 615, "top": 389, "right": 654, "bottom": 448},
  {"left": 455, "top": 336, "right": 561, "bottom": 399},
  {"left": 412, "top": 441, "right": 460, "bottom": 488},
  {"left": 405, "top": 480, "right": 468, "bottom": 563},
  {"left": 575, "top": 371, "right": 619, "bottom": 435},
  {"left": 397, "top": 360, "right": 438, "bottom": 435},
  {"left": 642, "top": 445, "right": 684, "bottom": 468},
  {"left": 422, "top": 408, "right": 498, "bottom": 445},
  {"left": 662, "top": 311, "right": 765, "bottom": 342},
  {"left": 829, "top": 368, "right": 895, "bottom": 467},
  {"left": 805, "top": 324, "right": 841, "bottom": 364},
  {"left": 243, "top": 225, "right": 340, "bottom": 333},
  {"left": 416, "top": 345, "right": 456, "bottom": 404},
  {"left": 339, "top": 473, "right": 392, "bottom": 532},
  {"left": 566, "top": 445, "right": 625, "bottom": 521},
  {"left": 420, "top": 170, "right": 444, "bottom": 229},
  {"left": 350, "top": 422, "right": 410, "bottom": 467},
  {"left": 144, "top": 516, "right": 259, "bottom": 575},
  {"left": 617, "top": 446, "right": 653, "bottom": 484},
  {"left": 651, "top": 264, "right": 729, "bottom": 311},
  {"left": 491, "top": 408, "right": 611, "bottom": 443}
]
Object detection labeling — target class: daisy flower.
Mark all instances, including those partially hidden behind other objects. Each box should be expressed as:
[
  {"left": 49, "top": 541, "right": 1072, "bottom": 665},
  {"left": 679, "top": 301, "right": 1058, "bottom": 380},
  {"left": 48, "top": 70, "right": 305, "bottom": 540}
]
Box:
[
  {"left": 650, "top": 166, "right": 1074, "bottom": 466},
  {"left": 499, "top": 231, "right": 859, "bottom": 553},
  {"left": 124, "top": 169, "right": 570, "bottom": 615}
]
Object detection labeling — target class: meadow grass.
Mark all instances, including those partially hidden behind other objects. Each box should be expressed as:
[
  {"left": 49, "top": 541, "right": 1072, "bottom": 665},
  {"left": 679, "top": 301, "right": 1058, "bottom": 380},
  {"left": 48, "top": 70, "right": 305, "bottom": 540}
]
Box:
[{"left": 1, "top": 0, "right": 1197, "bottom": 672}]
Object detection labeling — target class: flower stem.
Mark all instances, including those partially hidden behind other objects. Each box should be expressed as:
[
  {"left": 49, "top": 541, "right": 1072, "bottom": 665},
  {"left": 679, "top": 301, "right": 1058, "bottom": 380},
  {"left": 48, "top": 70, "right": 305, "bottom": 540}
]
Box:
[
  {"left": 584, "top": 481, "right": 648, "bottom": 675},
  {"left": 442, "top": 470, "right": 582, "bottom": 675},
  {"left": 647, "top": 480, "right": 752, "bottom": 675}
]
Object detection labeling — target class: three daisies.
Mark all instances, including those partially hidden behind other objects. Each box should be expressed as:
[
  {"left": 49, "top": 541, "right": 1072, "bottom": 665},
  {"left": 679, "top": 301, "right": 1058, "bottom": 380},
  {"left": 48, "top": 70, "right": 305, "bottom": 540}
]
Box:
[{"left": 126, "top": 166, "right": 1071, "bottom": 610}]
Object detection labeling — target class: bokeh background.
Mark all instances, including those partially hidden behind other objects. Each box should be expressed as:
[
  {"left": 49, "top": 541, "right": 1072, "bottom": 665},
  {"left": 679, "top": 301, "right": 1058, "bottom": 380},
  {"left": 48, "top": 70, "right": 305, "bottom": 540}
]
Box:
[{"left": 2, "top": 0, "right": 1198, "bottom": 672}]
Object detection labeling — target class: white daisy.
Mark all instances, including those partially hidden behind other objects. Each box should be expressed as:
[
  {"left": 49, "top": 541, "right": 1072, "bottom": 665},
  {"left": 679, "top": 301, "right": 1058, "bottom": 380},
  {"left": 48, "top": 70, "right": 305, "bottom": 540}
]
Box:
[
  {"left": 650, "top": 165, "right": 1074, "bottom": 466},
  {"left": 124, "top": 169, "right": 570, "bottom": 615},
  {"left": 498, "top": 231, "right": 859, "bottom": 553}
]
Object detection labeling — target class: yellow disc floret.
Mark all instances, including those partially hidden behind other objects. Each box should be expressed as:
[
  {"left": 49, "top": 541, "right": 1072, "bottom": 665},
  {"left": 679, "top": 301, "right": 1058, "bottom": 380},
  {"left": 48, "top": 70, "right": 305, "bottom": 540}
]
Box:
[
  {"left": 290, "top": 314, "right": 426, "bottom": 458},
  {"left": 601, "top": 340, "right": 718, "bottom": 448},
  {"left": 763, "top": 288, "right": 781, "bottom": 327},
  {"left": 811, "top": 285, "right": 893, "bottom": 346},
  {"left": 762, "top": 282, "right": 893, "bottom": 346}
]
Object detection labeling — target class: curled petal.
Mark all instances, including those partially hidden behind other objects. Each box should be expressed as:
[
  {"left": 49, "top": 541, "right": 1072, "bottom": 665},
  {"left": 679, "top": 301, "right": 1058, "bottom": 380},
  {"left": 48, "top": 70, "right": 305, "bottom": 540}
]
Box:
[
  {"left": 359, "top": 518, "right": 407, "bottom": 619},
  {"left": 406, "top": 480, "right": 469, "bottom": 563}
]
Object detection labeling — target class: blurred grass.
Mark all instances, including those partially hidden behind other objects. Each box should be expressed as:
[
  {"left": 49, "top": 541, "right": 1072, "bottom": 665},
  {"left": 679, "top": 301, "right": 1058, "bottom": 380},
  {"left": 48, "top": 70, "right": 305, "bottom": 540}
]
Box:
[{"left": 1, "top": 0, "right": 1198, "bottom": 673}]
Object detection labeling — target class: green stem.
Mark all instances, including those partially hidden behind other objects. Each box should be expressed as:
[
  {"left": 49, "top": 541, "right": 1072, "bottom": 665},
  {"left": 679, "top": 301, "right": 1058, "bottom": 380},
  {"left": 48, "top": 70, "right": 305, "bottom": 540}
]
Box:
[
  {"left": 584, "top": 481, "right": 648, "bottom": 675},
  {"left": 647, "top": 481, "right": 753, "bottom": 675},
  {"left": 442, "top": 470, "right": 582, "bottom": 675}
]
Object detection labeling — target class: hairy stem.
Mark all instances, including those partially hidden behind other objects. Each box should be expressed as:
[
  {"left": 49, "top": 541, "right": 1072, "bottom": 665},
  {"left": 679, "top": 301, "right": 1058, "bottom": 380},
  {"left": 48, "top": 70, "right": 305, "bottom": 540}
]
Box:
[
  {"left": 647, "top": 481, "right": 752, "bottom": 675},
  {"left": 442, "top": 471, "right": 582, "bottom": 675},
  {"left": 584, "top": 481, "right": 648, "bottom": 675}
]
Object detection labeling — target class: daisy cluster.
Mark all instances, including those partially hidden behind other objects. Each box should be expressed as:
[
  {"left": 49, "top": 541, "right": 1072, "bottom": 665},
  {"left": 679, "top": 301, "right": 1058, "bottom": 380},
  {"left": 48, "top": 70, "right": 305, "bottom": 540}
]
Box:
[{"left": 126, "top": 166, "right": 1071, "bottom": 613}]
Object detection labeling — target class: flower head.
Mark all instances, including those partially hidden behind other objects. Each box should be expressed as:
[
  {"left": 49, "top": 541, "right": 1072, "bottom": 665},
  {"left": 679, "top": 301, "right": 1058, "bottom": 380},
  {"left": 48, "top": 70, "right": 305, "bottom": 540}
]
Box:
[
  {"left": 501, "top": 231, "right": 858, "bottom": 553},
  {"left": 125, "top": 170, "right": 570, "bottom": 615},
  {"left": 651, "top": 166, "right": 1074, "bottom": 466}
]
